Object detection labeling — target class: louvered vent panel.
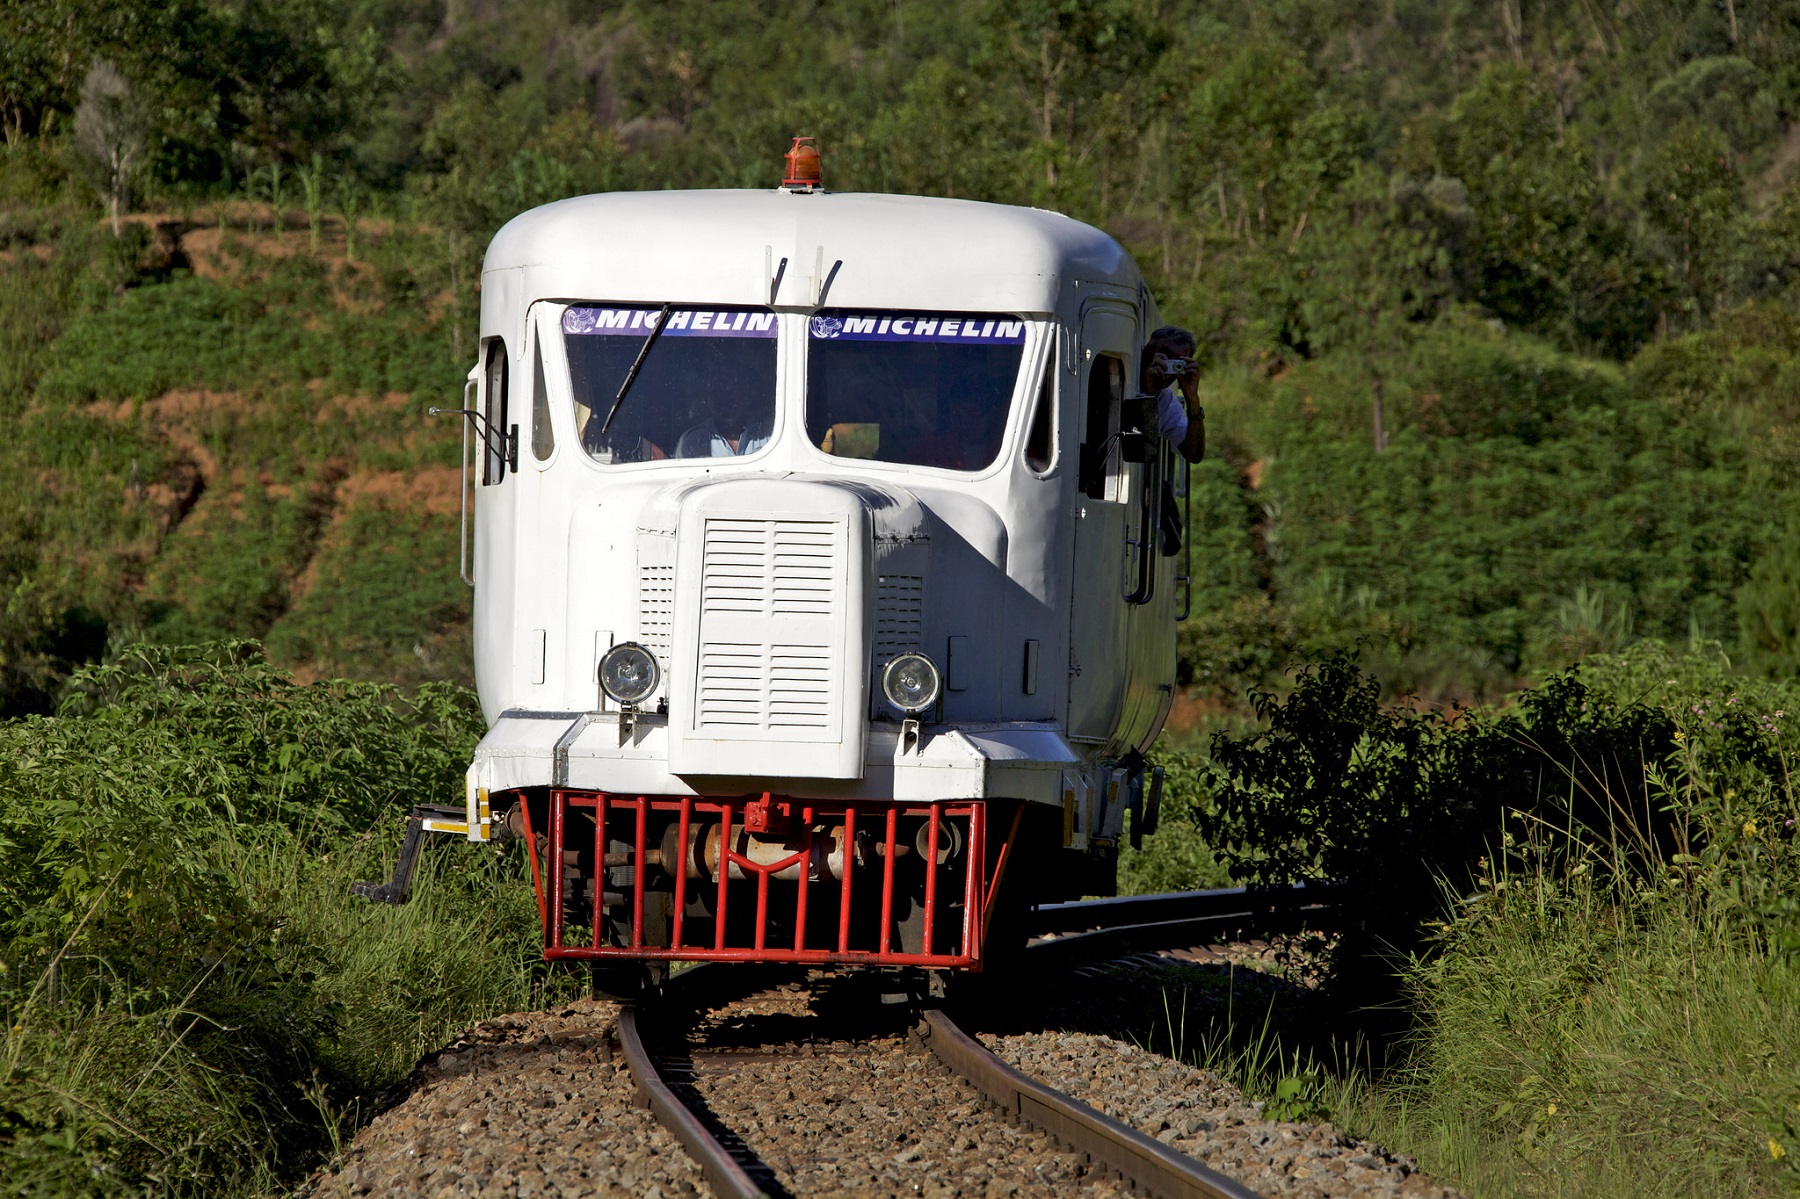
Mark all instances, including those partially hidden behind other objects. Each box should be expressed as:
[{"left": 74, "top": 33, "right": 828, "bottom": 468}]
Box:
[
  {"left": 638, "top": 564, "right": 675, "bottom": 659},
  {"left": 695, "top": 518, "right": 842, "bottom": 734},
  {"left": 700, "top": 520, "right": 769, "bottom": 614},
  {"left": 695, "top": 643, "right": 764, "bottom": 726},
  {"left": 874, "top": 576, "right": 924, "bottom": 662},
  {"left": 767, "top": 646, "right": 832, "bottom": 728},
  {"left": 771, "top": 525, "right": 837, "bottom": 616}
]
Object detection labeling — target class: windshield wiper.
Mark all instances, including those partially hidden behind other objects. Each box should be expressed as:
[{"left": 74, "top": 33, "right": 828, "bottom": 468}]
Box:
[{"left": 599, "top": 303, "right": 673, "bottom": 436}]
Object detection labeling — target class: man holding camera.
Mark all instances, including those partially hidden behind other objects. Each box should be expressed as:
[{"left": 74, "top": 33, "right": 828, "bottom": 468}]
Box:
[
  {"left": 1142, "top": 325, "right": 1206, "bottom": 463},
  {"left": 1139, "top": 325, "right": 1205, "bottom": 557}
]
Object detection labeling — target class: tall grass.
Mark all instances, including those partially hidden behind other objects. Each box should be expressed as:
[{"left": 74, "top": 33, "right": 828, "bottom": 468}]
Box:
[
  {"left": 1141, "top": 965, "right": 1363, "bottom": 1126},
  {"left": 1373, "top": 867, "right": 1798, "bottom": 1198},
  {"left": 0, "top": 643, "right": 576, "bottom": 1195},
  {"left": 1145, "top": 643, "right": 1800, "bottom": 1197}
]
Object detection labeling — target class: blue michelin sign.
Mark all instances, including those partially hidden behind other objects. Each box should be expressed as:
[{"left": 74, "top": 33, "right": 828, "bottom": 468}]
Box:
[
  {"left": 563, "top": 306, "right": 776, "bottom": 338},
  {"left": 810, "top": 311, "right": 1026, "bottom": 345}
]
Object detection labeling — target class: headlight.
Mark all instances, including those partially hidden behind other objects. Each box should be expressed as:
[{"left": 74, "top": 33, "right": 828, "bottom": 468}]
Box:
[
  {"left": 881, "top": 652, "right": 941, "bottom": 715},
  {"left": 599, "top": 642, "right": 661, "bottom": 706}
]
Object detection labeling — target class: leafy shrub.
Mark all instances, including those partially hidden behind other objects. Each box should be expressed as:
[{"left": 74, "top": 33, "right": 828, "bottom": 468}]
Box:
[
  {"left": 1376, "top": 645, "right": 1800, "bottom": 1194},
  {"left": 1177, "top": 594, "right": 1294, "bottom": 697},
  {"left": 1738, "top": 534, "right": 1800, "bottom": 679},
  {"left": 0, "top": 642, "right": 554, "bottom": 1195},
  {"left": 1411, "top": 332, "right": 1624, "bottom": 444},
  {"left": 1195, "top": 652, "right": 1681, "bottom": 993}
]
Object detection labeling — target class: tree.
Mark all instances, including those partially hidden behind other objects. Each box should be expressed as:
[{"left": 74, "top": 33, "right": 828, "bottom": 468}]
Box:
[
  {"left": 1286, "top": 166, "right": 1458, "bottom": 451},
  {"left": 1178, "top": 37, "right": 1318, "bottom": 245},
  {"left": 73, "top": 59, "right": 142, "bottom": 237},
  {"left": 1434, "top": 66, "right": 1595, "bottom": 332},
  {"left": 974, "top": 0, "right": 1158, "bottom": 210},
  {"left": 1738, "top": 534, "right": 1800, "bottom": 677},
  {"left": 0, "top": 0, "right": 80, "bottom": 143},
  {"left": 1641, "top": 120, "right": 1745, "bottom": 322}
]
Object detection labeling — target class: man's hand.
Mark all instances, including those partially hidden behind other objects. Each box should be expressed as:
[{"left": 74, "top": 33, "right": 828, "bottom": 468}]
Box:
[
  {"left": 1151, "top": 355, "right": 1204, "bottom": 463},
  {"left": 1176, "top": 361, "right": 1200, "bottom": 404}
]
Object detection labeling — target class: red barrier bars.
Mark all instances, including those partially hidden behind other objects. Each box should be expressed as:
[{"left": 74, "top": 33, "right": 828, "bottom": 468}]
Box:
[{"left": 539, "top": 793, "right": 997, "bottom": 968}]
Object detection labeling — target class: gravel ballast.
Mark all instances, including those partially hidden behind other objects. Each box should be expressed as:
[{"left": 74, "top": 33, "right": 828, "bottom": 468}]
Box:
[
  {"left": 304, "top": 999, "right": 704, "bottom": 1199},
  {"left": 677, "top": 983, "right": 1130, "bottom": 1197},
  {"left": 983, "top": 1029, "right": 1468, "bottom": 1199},
  {"left": 304, "top": 951, "right": 1474, "bottom": 1199}
]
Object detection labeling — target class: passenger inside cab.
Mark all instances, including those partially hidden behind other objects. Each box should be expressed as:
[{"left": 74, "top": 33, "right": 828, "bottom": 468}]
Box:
[
  {"left": 674, "top": 388, "right": 775, "bottom": 457},
  {"left": 808, "top": 309, "right": 1025, "bottom": 472},
  {"left": 565, "top": 304, "right": 777, "bottom": 464}
]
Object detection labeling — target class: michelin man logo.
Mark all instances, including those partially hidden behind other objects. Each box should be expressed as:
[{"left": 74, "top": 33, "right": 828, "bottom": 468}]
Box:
[{"left": 810, "top": 315, "right": 843, "bottom": 339}]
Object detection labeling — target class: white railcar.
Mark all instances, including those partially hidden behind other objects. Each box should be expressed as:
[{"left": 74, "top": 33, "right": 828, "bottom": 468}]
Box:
[{"left": 394, "top": 160, "right": 1190, "bottom": 979}]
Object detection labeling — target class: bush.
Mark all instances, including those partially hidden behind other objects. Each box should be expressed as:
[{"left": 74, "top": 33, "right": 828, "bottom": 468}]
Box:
[
  {"left": 1194, "top": 643, "right": 1800, "bottom": 1193},
  {"left": 0, "top": 642, "right": 558, "bottom": 1196},
  {"left": 1118, "top": 747, "right": 1233, "bottom": 894},
  {"left": 1377, "top": 645, "right": 1800, "bottom": 1195},
  {"left": 1738, "top": 535, "right": 1800, "bottom": 679},
  {"left": 1194, "top": 650, "right": 1683, "bottom": 1001}
]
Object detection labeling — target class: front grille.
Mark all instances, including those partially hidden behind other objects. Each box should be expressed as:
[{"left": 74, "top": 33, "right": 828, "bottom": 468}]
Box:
[
  {"left": 768, "top": 646, "right": 833, "bottom": 728},
  {"left": 697, "top": 643, "right": 832, "bottom": 728},
  {"left": 875, "top": 575, "right": 924, "bottom": 662},
  {"left": 695, "top": 518, "right": 841, "bottom": 733}
]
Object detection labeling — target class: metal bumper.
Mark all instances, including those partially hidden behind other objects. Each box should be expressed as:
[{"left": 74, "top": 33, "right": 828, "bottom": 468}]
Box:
[
  {"left": 526, "top": 793, "right": 1003, "bottom": 968},
  {"left": 459, "top": 711, "right": 1084, "bottom": 839}
]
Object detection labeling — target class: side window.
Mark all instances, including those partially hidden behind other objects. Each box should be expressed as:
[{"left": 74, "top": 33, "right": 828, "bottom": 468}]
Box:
[
  {"left": 1078, "top": 354, "right": 1123, "bottom": 500},
  {"left": 1023, "top": 350, "right": 1054, "bottom": 474},
  {"left": 482, "top": 338, "right": 510, "bottom": 485},
  {"left": 530, "top": 333, "right": 554, "bottom": 461}
]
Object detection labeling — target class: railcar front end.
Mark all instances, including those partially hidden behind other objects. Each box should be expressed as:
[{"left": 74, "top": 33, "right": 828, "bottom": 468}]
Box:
[{"left": 367, "top": 175, "right": 1186, "bottom": 978}]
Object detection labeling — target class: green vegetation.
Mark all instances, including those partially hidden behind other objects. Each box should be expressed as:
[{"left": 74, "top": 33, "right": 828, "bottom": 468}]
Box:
[
  {"left": 1380, "top": 657, "right": 1798, "bottom": 1198},
  {"left": 0, "top": 644, "right": 564, "bottom": 1195},
  {"left": 1, "top": 1, "right": 1799, "bottom": 706},
  {"left": 3, "top": 2, "right": 1800, "bottom": 1196},
  {"left": 1124, "top": 644, "right": 1800, "bottom": 1197}
]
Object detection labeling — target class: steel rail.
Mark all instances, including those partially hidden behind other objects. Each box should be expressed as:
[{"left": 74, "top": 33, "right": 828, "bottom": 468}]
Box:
[
  {"left": 920, "top": 1008, "right": 1265, "bottom": 1199},
  {"left": 615, "top": 1004, "right": 773, "bottom": 1199},
  {"left": 1022, "top": 883, "right": 1339, "bottom": 973},
  {"left": 1028, "top": 882, "right": 1342, "bottom": 937}
]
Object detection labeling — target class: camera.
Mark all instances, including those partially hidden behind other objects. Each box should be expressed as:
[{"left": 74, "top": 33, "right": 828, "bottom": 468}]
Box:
[{"left": 1152, "top": 354, "right": 1194, "bottom": 379}]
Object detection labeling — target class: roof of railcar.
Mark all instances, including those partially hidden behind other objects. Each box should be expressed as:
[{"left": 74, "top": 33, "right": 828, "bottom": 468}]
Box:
[{"left": 482, "top": 189, "right": 1140, "bottom": 314}]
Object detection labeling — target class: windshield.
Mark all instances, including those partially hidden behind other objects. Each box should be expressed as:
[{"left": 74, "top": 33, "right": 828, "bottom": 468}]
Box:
[
  {"left": 565, "top": 305, "right": 777, "bottom": 463},
  {"left": 806, "top": 310, "right": 1027, "bottom": 471}
]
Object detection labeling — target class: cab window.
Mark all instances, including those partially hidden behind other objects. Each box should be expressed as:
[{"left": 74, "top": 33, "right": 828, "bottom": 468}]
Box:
[
  {"left": 482, "top": 338, "right": 509, "bottom": 485},
  {"left": 1080, "top": 355, "right": 1124, "bottom": 500},
  {"left": 806, "top": 310, "right": 1027, "bottom": 472},
  {"left": 563, "top": 305, "right": 777, "bottom": 463}
]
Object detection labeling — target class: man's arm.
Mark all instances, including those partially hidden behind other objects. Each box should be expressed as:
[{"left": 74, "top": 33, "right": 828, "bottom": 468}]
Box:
[{"left": 1153, "top": 372, "right": 1206, "bottom": 463}]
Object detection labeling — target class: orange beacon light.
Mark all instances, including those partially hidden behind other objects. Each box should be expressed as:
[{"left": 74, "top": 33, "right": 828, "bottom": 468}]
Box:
[{"left": 782, "top": 136, "right": 822, "bottom": 190}]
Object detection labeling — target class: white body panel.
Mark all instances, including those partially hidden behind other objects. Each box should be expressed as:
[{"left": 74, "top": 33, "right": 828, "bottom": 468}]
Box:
[{"left": 463, "top": 190, "right": 1178, "bottom": 842}]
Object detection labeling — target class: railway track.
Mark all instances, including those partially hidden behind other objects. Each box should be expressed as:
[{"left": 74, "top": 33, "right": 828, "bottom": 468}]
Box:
[
  {"left": 612, "top": 979, "right": 1260, "bottom": 1195},
  {"left": 611, "top": 886, "right": 1332, "bottom": 1199},
  {"left": 615, "top": 975, "right": 1142, "bottom": 1197},
  {"left": 311, "top": 884, "right": 1466, "bottom": 1198},
  {"left": 616, "top": 1004, "right": 768, "bottom": 1199}
]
